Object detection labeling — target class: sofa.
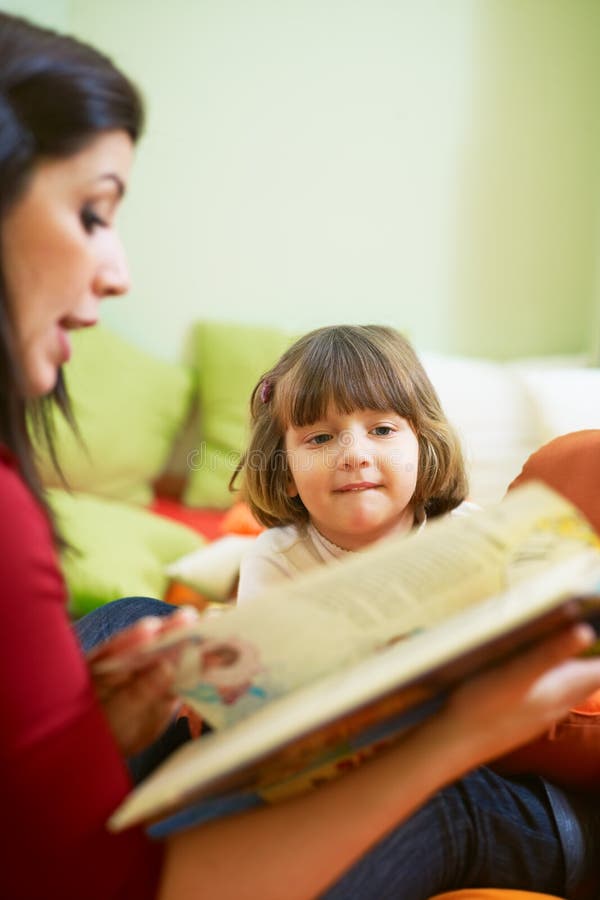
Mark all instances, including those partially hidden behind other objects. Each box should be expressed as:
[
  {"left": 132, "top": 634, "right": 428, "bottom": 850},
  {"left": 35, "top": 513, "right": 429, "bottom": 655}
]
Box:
[{"left": 38, "top": 320, "right": 600, "bottom": 617}]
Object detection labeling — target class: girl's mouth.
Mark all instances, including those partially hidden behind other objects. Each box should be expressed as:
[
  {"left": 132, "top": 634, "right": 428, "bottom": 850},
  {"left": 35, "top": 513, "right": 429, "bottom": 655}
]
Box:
[{"left": 335, "top": 482, "right": 381, "bottom": 492}]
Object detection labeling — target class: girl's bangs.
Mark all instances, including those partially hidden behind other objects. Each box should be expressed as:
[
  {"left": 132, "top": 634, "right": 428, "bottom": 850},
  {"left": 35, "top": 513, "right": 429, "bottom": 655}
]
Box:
[{"left": 274, "top": 339, "right": 412, "bottom": 427}]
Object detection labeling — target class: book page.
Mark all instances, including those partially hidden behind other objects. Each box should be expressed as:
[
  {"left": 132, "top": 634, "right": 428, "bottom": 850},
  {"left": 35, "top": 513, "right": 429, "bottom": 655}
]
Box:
[
  {"left": 96, "top": 483, "right": 599, "bottom": 729},
  {"left": 109, "top": 547, "right": 600, "bottom": 831}
]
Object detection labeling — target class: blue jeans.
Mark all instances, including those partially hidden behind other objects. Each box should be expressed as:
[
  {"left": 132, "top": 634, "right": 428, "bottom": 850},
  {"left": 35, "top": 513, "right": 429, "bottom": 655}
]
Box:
[
  {"left": 320, "top": 769, "right": 598, "bottom": 900},
  {"left": 76, "top": 597, "right": 600, "bottom": 900}
]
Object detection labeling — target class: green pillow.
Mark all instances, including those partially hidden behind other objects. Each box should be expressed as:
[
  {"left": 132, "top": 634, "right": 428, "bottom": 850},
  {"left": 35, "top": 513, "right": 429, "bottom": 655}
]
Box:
[
  {"left": 49, "top": 489, "right": 204, "bottom": 617},
  {"left": 183, "top": 321, "right": 293, "bottom": 508},
  {"left": 37, "top": 326, "right": 195, "bottom": 505}
]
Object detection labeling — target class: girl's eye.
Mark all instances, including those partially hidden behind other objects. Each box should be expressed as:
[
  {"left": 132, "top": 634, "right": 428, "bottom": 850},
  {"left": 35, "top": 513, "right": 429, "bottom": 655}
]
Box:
[
  {"left": 80, "top": 205, "right": 108, "bottom": 233},
  {"left": 371, "top": 425, "right": 395, "bottom": 436},
  {"left": 309, "top": 433, "right": 332, "bottom": 446}
]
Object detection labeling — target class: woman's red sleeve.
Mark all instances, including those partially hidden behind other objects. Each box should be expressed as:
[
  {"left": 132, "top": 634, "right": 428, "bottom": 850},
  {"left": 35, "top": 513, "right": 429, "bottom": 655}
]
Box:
[{"left": 0, "top": 451, "right": 163, "bottom": 900}]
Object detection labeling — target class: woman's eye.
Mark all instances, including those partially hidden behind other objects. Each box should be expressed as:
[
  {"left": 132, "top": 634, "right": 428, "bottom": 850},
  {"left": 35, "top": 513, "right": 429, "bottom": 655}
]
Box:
[
  {"left": 309, "top": 433, "right": 332, "bottom": 445},
  {"left": 372, "top": 425, "right": 394, "bottom": 436},
  {"left": 80, "top": 205, "right": 108, "bottom": 233}
]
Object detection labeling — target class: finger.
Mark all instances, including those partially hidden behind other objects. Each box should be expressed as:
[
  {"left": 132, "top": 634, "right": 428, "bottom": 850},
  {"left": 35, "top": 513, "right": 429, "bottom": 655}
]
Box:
[
  {"left": 158, "top": 605, "right": 200, "bottom": 633},
  {"left": 88, "top": 607, "right": 200, "bottom": 667},
  {"left": 530, "top": 656, "right": 600, "bottom": 713},
  {"left": 495, "top": 623, "right": 596, "bottom": 689},
  {"left": 539, "top": 622, "right": 596, "bottom": 661},
  {"left": 450, "top": 624, "right": 598, "bottom": 719},
  {"left": 103, "top": 688, "right": 181, "bottom": 756},
  {"left": 87, "top": 616, "right": 166, "bottom": 663}
]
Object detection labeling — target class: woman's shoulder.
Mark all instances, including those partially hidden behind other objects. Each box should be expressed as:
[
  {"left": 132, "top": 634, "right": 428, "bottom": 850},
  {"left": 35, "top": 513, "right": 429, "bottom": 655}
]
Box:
[
  {"left": 0, "top": 446, "right": 57, "bottom": 567},
  {"left": 0, "top": 447, "right": 39, "bottom": 519},
  {"left": 0, "top": 444, "right": 65, "bottom": 623}
]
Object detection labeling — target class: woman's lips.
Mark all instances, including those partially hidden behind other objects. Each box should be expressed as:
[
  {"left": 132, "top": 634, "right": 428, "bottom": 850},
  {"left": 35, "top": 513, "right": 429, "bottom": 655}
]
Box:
[{"left": 56, "top": 316, "right": 99, "bottom": 365}]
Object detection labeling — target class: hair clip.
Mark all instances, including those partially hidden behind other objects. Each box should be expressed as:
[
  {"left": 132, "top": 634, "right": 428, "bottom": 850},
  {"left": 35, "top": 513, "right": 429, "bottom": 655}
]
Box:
[{"left": 260, "top": 379, "right": 272, "bottom": 403}]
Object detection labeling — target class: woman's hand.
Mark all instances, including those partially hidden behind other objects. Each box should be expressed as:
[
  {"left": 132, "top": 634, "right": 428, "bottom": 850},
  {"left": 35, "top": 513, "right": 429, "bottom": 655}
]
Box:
[
  {"left": 158, "top": 624, "right": 600, "bottom": 900},
  {"left": 441, "top": 623, "right": 600, "bottom": 767},
  {"left": 86, "top": 606, "right": 200, "bottom": 756}
]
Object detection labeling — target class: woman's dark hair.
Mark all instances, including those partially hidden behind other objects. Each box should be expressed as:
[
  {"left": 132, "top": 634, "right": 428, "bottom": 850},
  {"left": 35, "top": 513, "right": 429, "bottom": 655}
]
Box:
[
  {"left": 0, "top": 13, "right": 144, "bottom": 540},
  {"left": 232, "top": 325, "right": 468, "bottom": 529}
]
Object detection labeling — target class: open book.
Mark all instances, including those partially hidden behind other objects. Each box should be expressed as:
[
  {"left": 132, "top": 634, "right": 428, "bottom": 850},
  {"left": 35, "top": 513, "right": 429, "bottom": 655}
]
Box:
[{"left": 100, "top": 483, "right": 600, "bottom": 832}]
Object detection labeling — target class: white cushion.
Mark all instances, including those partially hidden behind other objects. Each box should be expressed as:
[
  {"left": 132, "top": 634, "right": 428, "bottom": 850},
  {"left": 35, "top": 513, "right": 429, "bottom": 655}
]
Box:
[
  {"left": 166, "top": 535, "right": 257, "bottom": 601},
  {"left": 420, "top": 352, "right": 543, "bottom": 506},
  {"left": 511, "top": 365, "right": 600, "bottom": 444}
]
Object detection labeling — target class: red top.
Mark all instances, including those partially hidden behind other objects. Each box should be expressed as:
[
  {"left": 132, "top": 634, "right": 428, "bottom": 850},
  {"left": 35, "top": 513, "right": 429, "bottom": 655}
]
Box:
[{"left": 0, "top": 447, "right": 162, "bottom": 899}]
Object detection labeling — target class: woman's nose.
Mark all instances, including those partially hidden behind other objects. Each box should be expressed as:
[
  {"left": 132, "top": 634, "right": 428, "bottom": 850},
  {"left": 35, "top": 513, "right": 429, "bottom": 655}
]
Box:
[{"left": 94, "top": 234, "right": 130, "bottom": 298}]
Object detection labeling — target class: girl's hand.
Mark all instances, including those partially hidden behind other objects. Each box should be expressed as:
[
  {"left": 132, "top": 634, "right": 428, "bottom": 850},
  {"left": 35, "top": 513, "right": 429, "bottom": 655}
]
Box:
[
  {"left": 442, "top": 623, "right": 600, "bottom": 767},
  {"left": 86, "top": 606, "right": 200, "bottom": 756}
]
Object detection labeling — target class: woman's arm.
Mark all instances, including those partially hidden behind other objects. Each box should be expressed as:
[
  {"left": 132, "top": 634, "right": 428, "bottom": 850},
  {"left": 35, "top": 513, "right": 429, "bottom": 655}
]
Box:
[
  {"left": 160, "top": 623, "right": 600, "bottom": 900},
  {"left": 0, "top": 462, "right": 164, "bottom": 900},
  {"left": 87, "top": 606, "right": 200, "bottom": 755}
]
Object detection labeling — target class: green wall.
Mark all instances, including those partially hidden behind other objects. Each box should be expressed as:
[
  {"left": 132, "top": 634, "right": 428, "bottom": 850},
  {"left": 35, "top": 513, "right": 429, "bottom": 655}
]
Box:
[
  {"left": 0, "top": 0, "right": 67, "bottom": 29},
  {"left": 3, "top": 1, "right": 600, "bottom": 361},
  {"left": 450, "top": 2, "right": 600, "bottom": 358}
]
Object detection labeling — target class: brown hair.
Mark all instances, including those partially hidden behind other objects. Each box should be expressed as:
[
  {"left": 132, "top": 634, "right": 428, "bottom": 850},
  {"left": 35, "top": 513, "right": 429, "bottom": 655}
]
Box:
[
  {"left": 231, "top": 325, "right": 468, "bottom": 528},
  {"left": 0, "top": 13, "right": 143, "bottom": 543}
]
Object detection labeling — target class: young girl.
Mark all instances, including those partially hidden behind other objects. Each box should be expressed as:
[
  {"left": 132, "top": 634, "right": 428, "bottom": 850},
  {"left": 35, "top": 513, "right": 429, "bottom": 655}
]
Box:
[
  {"left": 234, "top": 324, "right": 476, "bottom": 602},
  {"left": 228, "top": 326, "right": 600, "bottom": 899}
]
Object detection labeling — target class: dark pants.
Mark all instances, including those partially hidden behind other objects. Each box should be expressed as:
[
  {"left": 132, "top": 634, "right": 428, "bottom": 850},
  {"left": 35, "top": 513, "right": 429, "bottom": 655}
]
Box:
[{"left": 321, "top": 767, "right": 597, "bottom": 899}]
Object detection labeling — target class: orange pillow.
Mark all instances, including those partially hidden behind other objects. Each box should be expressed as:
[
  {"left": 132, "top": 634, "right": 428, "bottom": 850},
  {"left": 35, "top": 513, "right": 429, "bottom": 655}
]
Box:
[
  {"left": 429, "top": 892, "right": 563, "bottom": 899},
  {"left": 220, "top": 501, "right": 265, "bottom": 536},
  {"left": 164, "top": 580, "right": 212, "bottom": 612},
  {"left": 508, "top": 429, "right": 600, "bottom": 533},
  {"left": 495, "top": 431, "right": 600, "bottom": 789}
]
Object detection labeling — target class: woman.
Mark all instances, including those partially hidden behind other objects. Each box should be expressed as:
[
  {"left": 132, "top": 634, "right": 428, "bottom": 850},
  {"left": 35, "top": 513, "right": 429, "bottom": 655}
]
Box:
[{"left": 2, "top": 12, "right": 600, "bottom": 900}]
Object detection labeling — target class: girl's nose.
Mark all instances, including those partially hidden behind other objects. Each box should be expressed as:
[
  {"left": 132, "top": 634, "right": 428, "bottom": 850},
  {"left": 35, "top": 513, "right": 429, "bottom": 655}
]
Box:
[{"left": 338, "top": 431, "right": 371, "bottom": 469}]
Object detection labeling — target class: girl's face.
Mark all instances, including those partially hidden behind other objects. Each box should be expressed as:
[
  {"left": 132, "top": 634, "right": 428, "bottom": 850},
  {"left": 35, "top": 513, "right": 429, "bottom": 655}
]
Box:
[
  {"left": 1, "top": 130, "right": 133, "bottom": 397},
  {"left": 285, "top": 405, "right": 419, "bottom": 550}
]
